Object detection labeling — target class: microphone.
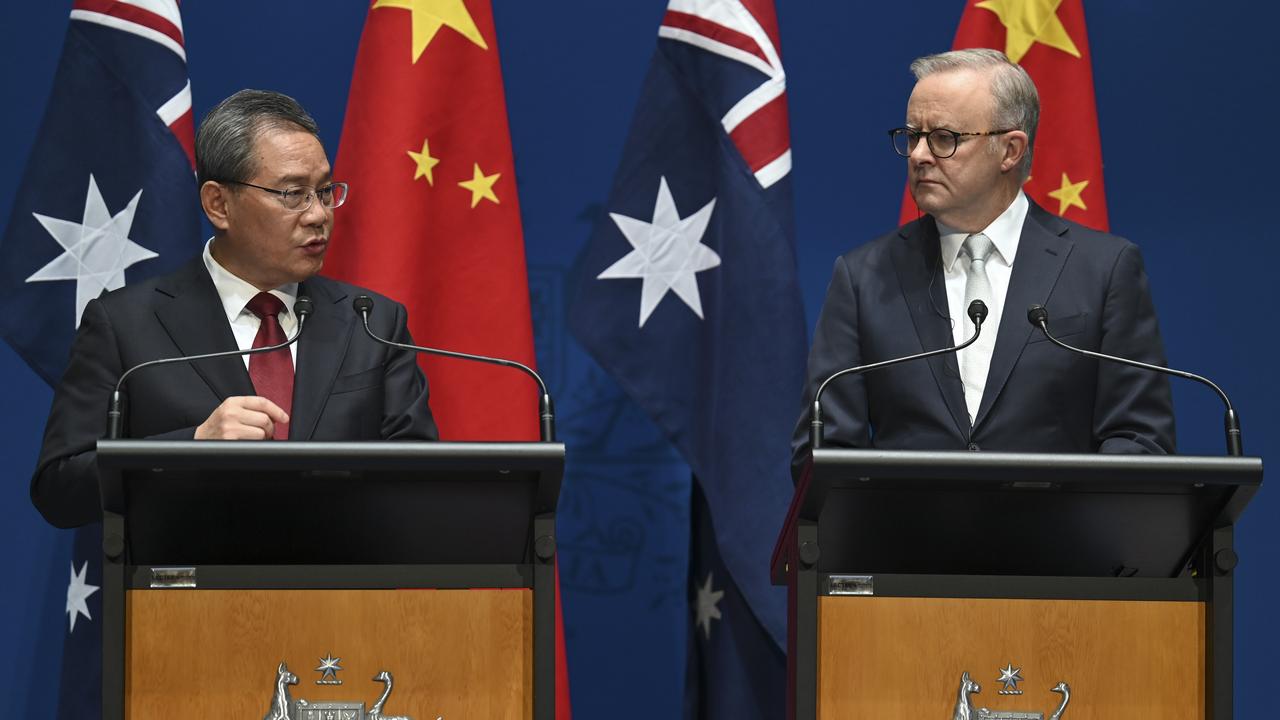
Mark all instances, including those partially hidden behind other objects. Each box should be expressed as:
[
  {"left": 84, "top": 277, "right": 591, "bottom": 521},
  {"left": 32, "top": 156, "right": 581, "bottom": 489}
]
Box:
[
  {"left": 810, "top": 299, "right": 987, "bottom": 450},
  {"left": 1026, "top": 304, "right": 1242, "bottom": 456},
  {"left": 352, "top": 295, "right": 556, "bottom": 442},
  {"left": 105, "top": 296, "right": 313, "bottom": 440}
]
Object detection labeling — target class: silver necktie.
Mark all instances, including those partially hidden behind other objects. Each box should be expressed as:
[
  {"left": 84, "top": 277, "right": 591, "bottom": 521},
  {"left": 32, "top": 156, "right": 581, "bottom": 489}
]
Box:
[{"left": 960, "top": 233, "right": 995, "bottom": 424}]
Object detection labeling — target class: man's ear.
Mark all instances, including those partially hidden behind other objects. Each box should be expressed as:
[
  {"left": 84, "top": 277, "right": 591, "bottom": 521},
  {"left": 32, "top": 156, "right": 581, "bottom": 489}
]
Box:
[
  {"left": 1001, "top": 130, "right": 1029, "bottom": 174},
  {"left": 200, "top": 181, "right": 231, "bottom": 231}
]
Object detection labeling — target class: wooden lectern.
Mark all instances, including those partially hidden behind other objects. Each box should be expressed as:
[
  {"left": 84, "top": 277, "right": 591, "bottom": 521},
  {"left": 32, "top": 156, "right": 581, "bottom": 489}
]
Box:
[
  {"left": 97, "top": 440, "right": 563, "bottom": 720},
  {"left": 772, "top": 449, "right": 1261, "bottom": 720}
]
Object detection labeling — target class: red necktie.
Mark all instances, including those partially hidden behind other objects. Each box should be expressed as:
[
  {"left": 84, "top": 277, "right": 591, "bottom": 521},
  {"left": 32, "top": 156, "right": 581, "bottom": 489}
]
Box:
[{"left": 246, "top": 292, "right": 293, "bottom": 440}]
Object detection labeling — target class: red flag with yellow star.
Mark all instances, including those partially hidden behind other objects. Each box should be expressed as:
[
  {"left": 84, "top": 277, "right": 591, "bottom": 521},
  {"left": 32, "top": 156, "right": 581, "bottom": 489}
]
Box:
[
  {"left": 328, "top": 2, "right": 571, "bottom": 717},
  {"left": 900, "top": 0, "right": 1108, "bottom": 230},
  {"left": 328, "top": 0, "right": 538, "bottom": 440}
]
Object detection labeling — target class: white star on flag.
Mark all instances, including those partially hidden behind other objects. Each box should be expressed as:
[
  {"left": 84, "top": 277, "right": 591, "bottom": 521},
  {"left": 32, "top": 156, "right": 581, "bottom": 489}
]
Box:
[
  {"left": 694, "top": 571, "right": 725, "bottom": 640},
  {"left": 597, "top": 176, "right": 719, "bottom": 327},
  {"left": 66, "top": 560, "right": 99, "bottom": 633},
  {"left": 26, "top": 174, "right": 157, "bottom": 328}
]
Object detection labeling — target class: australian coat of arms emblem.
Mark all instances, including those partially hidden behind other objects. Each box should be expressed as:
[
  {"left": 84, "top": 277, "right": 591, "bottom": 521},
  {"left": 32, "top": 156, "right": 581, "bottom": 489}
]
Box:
[
  {"left": 951, "top": 669, "right": 1070, "bottom": 720},
  {"left": 263, "top": 660, "right": 441, "bottom": 720}
]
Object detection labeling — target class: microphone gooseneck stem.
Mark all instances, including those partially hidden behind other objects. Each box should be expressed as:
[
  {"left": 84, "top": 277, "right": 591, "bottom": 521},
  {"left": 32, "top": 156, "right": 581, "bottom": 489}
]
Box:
[
  {"left": 1032, "top": 314, "right": 1241, "bottom": 456},
  {"left": 358, "top": 311, "right": 556, "bottom": 442},
  {"left": 106, "top": 308, "right": 310, "bottom": 441},
  {"left": 810, "top": 310, "right": 985, "bottom": 451}
]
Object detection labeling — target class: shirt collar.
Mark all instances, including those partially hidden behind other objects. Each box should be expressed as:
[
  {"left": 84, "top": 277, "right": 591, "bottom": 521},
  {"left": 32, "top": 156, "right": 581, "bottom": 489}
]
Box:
[
  {"left": 938, "top": 191, "right": 1029, "bottom": 272},
  {"left": 202, "top": 238, "right": 299, "bottom": 323}
]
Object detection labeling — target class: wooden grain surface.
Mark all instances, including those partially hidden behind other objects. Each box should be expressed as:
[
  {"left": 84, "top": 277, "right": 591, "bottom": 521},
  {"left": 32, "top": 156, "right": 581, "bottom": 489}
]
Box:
[
  {"left": 818, "top": 596, "right": 1204, "bottom": 719},
  {"left": 126, "top": 588, "right": 531, "bottom": 719}
]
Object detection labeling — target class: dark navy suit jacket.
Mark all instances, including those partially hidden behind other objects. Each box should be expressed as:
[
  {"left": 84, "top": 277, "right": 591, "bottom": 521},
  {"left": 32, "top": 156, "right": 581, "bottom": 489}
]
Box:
[
  {"left": 32, "top": 257, "right": 439, "bottom": 527},
  {"left": 792, "top": 201, "right": 1175, "bottom": 473}
]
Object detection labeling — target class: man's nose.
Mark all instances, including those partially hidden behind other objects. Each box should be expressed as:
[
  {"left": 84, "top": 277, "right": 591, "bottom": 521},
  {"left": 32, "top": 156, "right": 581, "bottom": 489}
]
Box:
[
  {"left": 301, "top": 195, "right": 330, "bottom": 224},
  {"left": 909, "top": 135, "right": 935, "bottom": 164}
]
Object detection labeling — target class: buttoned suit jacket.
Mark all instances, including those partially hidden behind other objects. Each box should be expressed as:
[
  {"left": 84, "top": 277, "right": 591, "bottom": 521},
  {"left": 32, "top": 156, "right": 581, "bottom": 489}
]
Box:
[
  {"left": 791, "top": 201, "right": 1175, "bottom": 473},
  {"left": 32, "top": 257, "right": 439, "bottom": 527}
]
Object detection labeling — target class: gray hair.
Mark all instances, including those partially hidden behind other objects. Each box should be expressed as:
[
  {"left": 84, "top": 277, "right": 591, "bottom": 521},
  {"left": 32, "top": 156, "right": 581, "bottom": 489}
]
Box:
[
  {"left": 195, "top": 89, "right": 320, "bottom": 188},
  {"left": 910, "top": 48, "right": 1039, "bottom": 179}
]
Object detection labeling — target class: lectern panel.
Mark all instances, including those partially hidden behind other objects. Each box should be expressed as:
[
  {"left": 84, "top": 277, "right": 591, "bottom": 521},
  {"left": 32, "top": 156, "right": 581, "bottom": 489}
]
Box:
[
  {"left": 817, "top": 596, "right": 1203, "bottom": 719},
  {"left": 126, "top": 588, "right": 531, "bottom": 719}
]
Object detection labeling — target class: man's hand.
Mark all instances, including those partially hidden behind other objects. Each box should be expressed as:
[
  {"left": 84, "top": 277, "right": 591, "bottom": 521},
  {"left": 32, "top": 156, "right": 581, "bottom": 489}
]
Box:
[{"left": 194, "top": 396, "right": 289, "bottom": 440}]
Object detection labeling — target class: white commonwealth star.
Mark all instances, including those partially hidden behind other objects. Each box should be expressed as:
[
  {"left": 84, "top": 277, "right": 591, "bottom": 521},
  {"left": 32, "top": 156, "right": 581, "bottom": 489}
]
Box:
[
  {"left": 66, "top": 561, "right": 99, "bottom": 633},
  {"left": 694, "top": 572, "right": 725, "bottom": 640},
  {"left": 597, "top": 176, "right": 719, "bottom": 327},
  {"left": 26, "top": 174, "right": 157, "bottom": 328}
]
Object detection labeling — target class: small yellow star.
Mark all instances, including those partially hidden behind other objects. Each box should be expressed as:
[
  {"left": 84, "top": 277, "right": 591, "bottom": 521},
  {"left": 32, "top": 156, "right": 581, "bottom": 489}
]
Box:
[
  {"left": 458, "top": 163, "right": 500, "bottom": 208},
  {"left": 976, "top": 0, "right": 1081, "bottom": 63},
  {"left": 407, "top": 138, "right": 439, "bottom": 185},
  {"left": 1047, "top": 172, "right": 1089, "bottom": 215},
  {"left": 373, "top": 0, "right": 488, "bottom": 64}
]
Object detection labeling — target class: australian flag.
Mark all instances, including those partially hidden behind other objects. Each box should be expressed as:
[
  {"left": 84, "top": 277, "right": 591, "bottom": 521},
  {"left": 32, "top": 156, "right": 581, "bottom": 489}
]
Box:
[
  {"left": 569, "top": 0, "right": 807, "bottom": 715},
  {"left": 0, "top": 1, "right": 200, "bottom": 717}
]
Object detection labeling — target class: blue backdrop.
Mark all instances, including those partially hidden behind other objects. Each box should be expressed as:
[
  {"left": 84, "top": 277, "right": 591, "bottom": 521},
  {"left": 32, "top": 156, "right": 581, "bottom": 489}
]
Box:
[{"left": 1, "top": 2, "right": 1274, "bottom": 717}]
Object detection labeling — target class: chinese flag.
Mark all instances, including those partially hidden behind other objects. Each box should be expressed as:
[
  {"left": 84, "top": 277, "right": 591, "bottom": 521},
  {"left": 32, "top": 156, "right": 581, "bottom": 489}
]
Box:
[
  {"left": 328, "top": 1, "right": 570, "bottom": 717},
  {"left": 329, "top": 0, "right": 537, "bottom": 441},
  {"left": 901, "top": 0, "right": 1109, "bottom": 231}
]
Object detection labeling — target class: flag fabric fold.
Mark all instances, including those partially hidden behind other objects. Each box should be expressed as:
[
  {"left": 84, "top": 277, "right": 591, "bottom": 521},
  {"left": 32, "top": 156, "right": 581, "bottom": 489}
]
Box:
[
  {"left": 900, "top": 0, "right": 1109, "bottom": 230},
  {"left": 328, "top": 1, "right": 570, "bottom": 716},
  {"left": 0, "top": 2, "right": 199, "bottom": 717},
  {"left": 569, "top": 0, "right": 806, "bottom": 714}
]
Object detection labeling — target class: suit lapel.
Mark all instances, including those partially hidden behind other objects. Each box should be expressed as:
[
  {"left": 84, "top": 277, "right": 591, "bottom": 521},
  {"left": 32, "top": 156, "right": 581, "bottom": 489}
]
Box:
[
  {"left": 289, "top": 277, "right": 354, "bottom": 440},
  {"left": 973, "top": 202, "right": 1074, "bottom": 429},
  {"left": 893, "top": 218, "right": 972, "bottom": 437},
  {"left": 153, "top": 258, "right": 255, "bottom": 400}
]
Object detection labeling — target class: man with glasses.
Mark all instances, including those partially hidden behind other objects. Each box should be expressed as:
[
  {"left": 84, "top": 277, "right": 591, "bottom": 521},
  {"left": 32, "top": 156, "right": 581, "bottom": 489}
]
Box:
[
  {"left": 32, "top": 90, "right": 438, "bottom": 528},
  {"left": 791, "top": 49, "right": 1173, "bottom": 473}
]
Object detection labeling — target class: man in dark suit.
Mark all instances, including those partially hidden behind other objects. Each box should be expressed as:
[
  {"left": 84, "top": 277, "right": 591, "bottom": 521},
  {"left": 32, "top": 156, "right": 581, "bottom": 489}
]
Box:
[
  {"left": 33, "top": 90, "right": 438, "bottom": 528},
  {"left": 792, "top": 49, "right": 1173, "bottom": 470}
]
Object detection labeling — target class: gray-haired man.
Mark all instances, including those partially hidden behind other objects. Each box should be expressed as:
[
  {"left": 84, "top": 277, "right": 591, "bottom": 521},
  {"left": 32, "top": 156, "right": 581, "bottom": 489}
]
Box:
[{"left": 792, "top": 49, "right": 1174, "bottom": 471}]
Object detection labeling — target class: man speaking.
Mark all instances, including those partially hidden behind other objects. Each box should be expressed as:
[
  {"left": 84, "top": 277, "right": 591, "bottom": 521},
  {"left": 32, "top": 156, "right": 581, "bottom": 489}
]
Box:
[
  {"left": 32, "top": 90, "right": 438, "bottom": 528},
  {"left": 793, "top": 49, "right": 1174, "bottom": 466}
]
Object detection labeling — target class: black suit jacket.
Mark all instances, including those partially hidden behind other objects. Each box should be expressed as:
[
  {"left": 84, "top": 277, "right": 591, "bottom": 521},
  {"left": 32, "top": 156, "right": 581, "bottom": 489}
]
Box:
[
  {"left": 792, "top": 201, "right": 1175, "bottom": 471},
  {"left": 32, "top": 257, "right": 439, "bottom": 527}
]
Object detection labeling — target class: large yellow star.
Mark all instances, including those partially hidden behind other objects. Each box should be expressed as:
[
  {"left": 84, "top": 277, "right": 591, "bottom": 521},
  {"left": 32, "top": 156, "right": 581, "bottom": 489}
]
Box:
[
  {"left": 407, "top": 138, "right": 439, "bottom": 185},
  {"left": 1047, "top": 172, "right": 1089, "bottom": 215},
  {"left": 976, "top": 0, "right": 1081, "bottom": 63},
  {"left": 373, "top": 0, "right": 488, "bottom": 63},
  {"left": 458, "top": 163, "right": 500, "bottom": 208}
]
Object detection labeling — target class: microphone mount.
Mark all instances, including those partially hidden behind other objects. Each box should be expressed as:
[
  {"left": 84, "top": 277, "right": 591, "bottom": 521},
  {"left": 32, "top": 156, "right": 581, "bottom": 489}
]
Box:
[
  {"left": 810, "top": 299, "right": 987, "bottom": 450},
  {"left": 1026, "top": 304, "right": 1242, "bottom": 456},
  {"left": 353, "top": 296, "right": 556, "bottom": 442}
]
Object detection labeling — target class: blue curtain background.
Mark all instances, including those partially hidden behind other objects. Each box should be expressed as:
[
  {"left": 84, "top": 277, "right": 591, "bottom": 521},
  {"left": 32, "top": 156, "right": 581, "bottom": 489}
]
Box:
[{"left": 1, "top": 2, "right": 1274, "bottom": 717}]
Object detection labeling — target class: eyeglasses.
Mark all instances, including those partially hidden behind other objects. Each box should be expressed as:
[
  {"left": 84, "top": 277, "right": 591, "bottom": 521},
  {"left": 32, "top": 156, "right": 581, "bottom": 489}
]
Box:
[
  {"left": 226, "top": 180, "right": 349, "bottom": 212},
  {"left": 888, "top": 127, "right": 1017, "bottom": 159}
]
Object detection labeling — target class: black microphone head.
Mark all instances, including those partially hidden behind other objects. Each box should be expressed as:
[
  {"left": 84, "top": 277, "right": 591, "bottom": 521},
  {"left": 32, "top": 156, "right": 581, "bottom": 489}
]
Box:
[
  {"left": 967, "top": 299, "right": 988, "bottom": 325},
  {"left": 353, "top": 295, "right": 374, "bottom": 316},
  {"left": 293, "top": 296, "right": 313, "bottom": 318},
  {"left": 1027, "top": 304, "right": 1050, "bottom": 327}
]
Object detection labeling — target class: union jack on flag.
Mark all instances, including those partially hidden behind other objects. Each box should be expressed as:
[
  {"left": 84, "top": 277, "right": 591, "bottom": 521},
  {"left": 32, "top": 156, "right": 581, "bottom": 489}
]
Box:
[
  {"left": 0, "top": 2, "right": 201, "bottom": 717},
  {"left": 571, "top": 0, "right": 807, "bottom": 716}
]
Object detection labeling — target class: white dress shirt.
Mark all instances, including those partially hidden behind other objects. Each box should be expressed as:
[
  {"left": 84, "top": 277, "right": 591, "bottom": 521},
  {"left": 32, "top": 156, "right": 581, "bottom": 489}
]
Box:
[
  {"left": 201, "top": 239, "right": 299, "bottom": 369},
  {"left": 938, "top": 191, "right": 1029, "bottom": 424}
]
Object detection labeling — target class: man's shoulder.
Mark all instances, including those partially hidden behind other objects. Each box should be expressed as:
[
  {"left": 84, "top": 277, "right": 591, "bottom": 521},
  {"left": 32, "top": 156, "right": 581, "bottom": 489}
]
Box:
[
  {"left": 835, "top": 215, "right": 934, "bottom": 268},
  {"left": 96, "top": 256, "right": 205, "bottom": 309},
  {"left": 304, "top": 274, "right": 407, "bottom": 313},
  {"left": 1025, "top": 200, "right": 1136, "bottom": 257}
]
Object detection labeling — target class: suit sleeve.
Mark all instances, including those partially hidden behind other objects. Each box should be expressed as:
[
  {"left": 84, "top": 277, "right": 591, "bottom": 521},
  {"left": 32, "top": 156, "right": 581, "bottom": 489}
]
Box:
[
  {"left": 32, "top": 298, "right": 123, "bottom": 528},
  {"left": 378, "top": 300, "right": 439, "bottom": 441},
  {"left": 1094, "top": 243, "right": 1176, "bottom": 454},
  {"left": 30, "top": 298, "right": 199, "bottom": 529},
  {"left": 791, "top": 254, "right": 871, "bottom": 479}
]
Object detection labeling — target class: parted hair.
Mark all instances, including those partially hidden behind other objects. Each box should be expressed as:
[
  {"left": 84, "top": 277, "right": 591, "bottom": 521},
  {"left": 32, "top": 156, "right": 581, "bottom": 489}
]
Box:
[{"left": 195, "top": 89, "right": 320, "bottom": 188}]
